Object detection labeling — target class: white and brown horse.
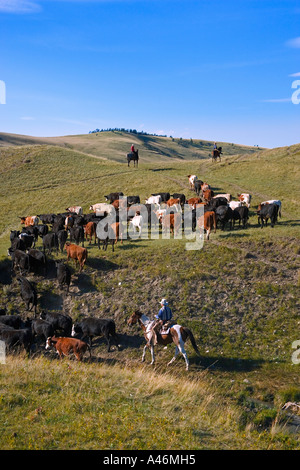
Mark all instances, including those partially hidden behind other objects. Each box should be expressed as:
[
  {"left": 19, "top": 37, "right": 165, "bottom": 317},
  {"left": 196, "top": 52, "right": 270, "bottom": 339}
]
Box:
[{"left": 127, "top": 311, "right": 200, "bottom": 370}]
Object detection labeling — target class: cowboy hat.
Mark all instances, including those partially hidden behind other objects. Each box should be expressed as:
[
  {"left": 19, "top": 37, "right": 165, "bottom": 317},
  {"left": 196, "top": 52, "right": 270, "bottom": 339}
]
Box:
[{"left": 160, "top": 298, "right": 168, "bottom": 305}]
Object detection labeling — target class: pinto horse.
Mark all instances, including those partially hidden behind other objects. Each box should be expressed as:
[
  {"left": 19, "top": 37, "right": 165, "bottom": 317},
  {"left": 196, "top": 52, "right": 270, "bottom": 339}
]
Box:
[
  {"left": 127, "top": 150, "right": 139, "bottom": 167},
  {"left": 127, "top": 310, "right": 200, "bottom": 370}
]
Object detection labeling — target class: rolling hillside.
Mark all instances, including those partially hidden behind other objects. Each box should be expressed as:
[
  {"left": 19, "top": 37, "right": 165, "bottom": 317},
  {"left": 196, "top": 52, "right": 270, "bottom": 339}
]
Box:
[
  {"left": 0, "top": 135, "right": 299, "bottom": 450},
  {"left": 0, "top": 131, "right": 263, "bottom": 163}
]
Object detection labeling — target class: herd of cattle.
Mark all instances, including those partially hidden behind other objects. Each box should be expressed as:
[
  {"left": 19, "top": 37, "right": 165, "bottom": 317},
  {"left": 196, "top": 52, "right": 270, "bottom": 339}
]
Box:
[{"left": 1, "top": 174, "right": 282, "bottom": 361}]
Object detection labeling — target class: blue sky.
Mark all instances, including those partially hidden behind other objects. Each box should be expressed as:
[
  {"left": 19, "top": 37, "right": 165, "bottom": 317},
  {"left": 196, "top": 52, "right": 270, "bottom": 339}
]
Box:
[{"left": 0, "top": 0, "right": 300, "bottom": 148}]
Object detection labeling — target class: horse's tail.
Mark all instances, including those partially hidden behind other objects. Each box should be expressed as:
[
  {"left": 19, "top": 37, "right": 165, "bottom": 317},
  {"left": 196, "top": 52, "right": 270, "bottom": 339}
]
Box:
[{"left": 183, "top": 327, "right": 200, "bottom": 356}]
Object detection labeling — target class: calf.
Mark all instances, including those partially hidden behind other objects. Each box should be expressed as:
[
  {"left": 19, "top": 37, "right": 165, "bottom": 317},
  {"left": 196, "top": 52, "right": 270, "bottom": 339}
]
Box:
[
  {"left": 72, "top": 317, "right": 120, "bottom": 351},
  {"left": 40, "top": 311, "right": 72, "bottom": 336},
  {"left": 17, "top": 275, "right": 37, "bottom": 314},
  {"left": 84, "top": 221, "right": 97, "bottom": 245},
  {"left": 197, "top": 211, "right": 216, "bottom": 240},
  {"left": 161, "top": 212, "right": 182, "bottom": 237},
  {"left": 65, "top": 242, "right": 87, "bottom": 272},
  {"left": 56, "top": 261, "right": 71, "bottom": 294},
  {"left": 46, "top": 336, "right": 91, "bottom": 361}
]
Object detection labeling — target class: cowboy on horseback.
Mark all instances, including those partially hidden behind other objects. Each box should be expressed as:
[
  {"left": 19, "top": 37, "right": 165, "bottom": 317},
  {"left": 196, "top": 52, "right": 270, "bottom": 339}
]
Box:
[{"left": 151, "top": 299, "right": 174, "bottom": 345}]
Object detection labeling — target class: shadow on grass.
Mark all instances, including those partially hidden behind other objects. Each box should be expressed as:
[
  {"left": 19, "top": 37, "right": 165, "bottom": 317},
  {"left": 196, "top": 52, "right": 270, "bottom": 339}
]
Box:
[{"left": 190, "top": 355, "right": 266, "bottom": 372}]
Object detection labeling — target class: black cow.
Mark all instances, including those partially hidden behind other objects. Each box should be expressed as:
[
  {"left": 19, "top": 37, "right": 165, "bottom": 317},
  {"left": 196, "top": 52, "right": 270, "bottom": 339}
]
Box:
[
  {"left": 37, "top": 224, "right": 49, "bottom": 238},
  {"left": 208, "top": 197, "right": 228, "bottom": 210},
  {"left": 19, "top": 232, "right": 35, "bottom": 249},
  {"left": 31, "top": 318, "right": 54, "bottom": 342},
  {"left": 215, "top": 205, "right": 234, "bottom": 230},
  {"left": 72, "top": 317, "right": 120, "bottom": 351},
  {"left": 38, "top": 214, "right": 56, "bottom": 224},
  {"left": 17, "top": 276, "right": 37, "bottom": 314},
  {"left": 8, "top": 248, "right": 30, "bottom": 273},
  {"left": 194, "top": 180, "right": 204, "bottom": 196},
  {"left": 55, "top": 261, "right": 71, "bottom": 293},
  {"left": 21, "top": 226, "right": 39, "bottom": 243},
  {"left": 69, "top": 226, "right": 84, "bottom": 247},
  {"left": 40, "top": 311, "right": 72, "bottom": 336},
  {"left": 0, "top": 315, "right": 24, "bottom": 329},
  {"left": 97, "top": 223, "right": 116, "bottom": 252},
  {"left": 171, "top": 193, "right": 186, "bottom": 206},
  {"left": 10, "top": 237, "right": 26, "bottom": 252},
  {"left": 232, "top": 206, "right": 249, "bottom": 228},
  {"left": 105, "top": 192, "right": 124, "bottom": 203},
  {"left": 0, "top": 328, "right": 33, "bottom": 353},
  {"left": 10, "top": 230, "right": 20, "bottom": 243},
  {"left": 43, "top": 232, "right": 59, "bottom": 255},
  {"left": 258, "top": 203, "right": 278, "bottom": 228},
  {"left": 57, "top": 229, "right": 68, "bottom": 252},
  {"left": 27, "top": 248, "right": 47, "bottom": 274},
  {"left": 126, "top": 196, "right": 140, "bottom": 206}
]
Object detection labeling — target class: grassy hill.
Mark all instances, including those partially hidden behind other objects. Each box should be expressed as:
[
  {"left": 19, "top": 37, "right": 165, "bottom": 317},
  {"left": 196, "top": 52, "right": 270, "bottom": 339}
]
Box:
[
  {"left": 0, "top": 131, "right": 263, "bottom": 163},
  {"left": 0, "top": 135, "right": 299, "bottom": 450}
]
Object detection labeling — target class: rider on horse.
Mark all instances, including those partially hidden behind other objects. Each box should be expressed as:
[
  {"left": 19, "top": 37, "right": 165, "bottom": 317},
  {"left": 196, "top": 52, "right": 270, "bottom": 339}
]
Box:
[{"left": 151, "top": 299, "right": 174, "bottom": 345}]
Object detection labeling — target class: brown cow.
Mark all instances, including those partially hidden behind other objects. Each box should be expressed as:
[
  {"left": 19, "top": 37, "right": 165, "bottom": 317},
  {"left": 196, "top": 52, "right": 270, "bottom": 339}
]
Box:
[
  {"left": 166, "top": 198, "right": 181, "bottom": 208},
  {"left": 202, "top": 189, "right": 214, "bottom": 202},
  {"left": 197, "top": 211, "right": 216, "bottom": 240},
  {"left": 65, "top": 242, "right": 87, "bottom": 272},
  {"left": 110, "top": 222, "right": 123, "bottom": 244},
  {"left": 161, "top": 213, "right": 182, "bottom": 237},
  {"left": 84, "top": 221, "right": 97, "bottom": 244},
  {"left": 46, "top": 336, "right": 91, "bottom": 361},
  {"left": 201, "top": 182, "right": 210, "bottom": 192},
  {"left": 20, "top": 216, "right": 39, "bottom": 227},
  {"left": 187, "top": 197, "right": 202, "bottom": 209}
]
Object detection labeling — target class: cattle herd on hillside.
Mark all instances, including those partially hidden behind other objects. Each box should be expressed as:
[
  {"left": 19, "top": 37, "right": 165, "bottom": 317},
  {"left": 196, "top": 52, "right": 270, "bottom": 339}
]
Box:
[{"left": 1, "top": 173, "right": 282, "bottom": 365}]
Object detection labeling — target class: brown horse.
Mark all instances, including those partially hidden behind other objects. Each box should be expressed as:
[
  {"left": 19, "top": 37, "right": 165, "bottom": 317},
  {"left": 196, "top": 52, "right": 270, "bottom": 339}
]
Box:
[{"left": 127, "top": 310, "right": 200, "bottom": 370}]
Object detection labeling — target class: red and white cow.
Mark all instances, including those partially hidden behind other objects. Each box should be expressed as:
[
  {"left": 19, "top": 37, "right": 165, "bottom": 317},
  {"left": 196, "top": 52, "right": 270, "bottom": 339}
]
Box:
[{"left": 237, "top": 193, "right": 252, "bottom": 208}]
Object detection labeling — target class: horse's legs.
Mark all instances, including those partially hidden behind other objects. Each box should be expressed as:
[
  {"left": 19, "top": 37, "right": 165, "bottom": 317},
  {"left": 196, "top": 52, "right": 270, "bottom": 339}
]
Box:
[
  {"left": 168, "top": 346, "right": 179, "bottom": 366},
  {"left": 168, "top": 340, "right": 189, "bottom": 370}
]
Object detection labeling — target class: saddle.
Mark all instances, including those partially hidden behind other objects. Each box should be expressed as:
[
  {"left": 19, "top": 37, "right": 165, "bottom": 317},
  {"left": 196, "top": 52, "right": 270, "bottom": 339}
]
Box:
[{"left": 159, "top": 320, "right": 175, "bottom": 335}]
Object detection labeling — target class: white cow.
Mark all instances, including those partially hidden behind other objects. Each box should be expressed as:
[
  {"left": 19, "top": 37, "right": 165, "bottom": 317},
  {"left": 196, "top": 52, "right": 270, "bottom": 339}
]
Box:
[
  {"left": 66, "top": 206, "right": 82, "bottom": 215},
  {"left": 90, "top": 202, "right": 112, "bottom": 212},
  {"left": 187, "top": 175, "right": 198, "bottom": 189},
  {"left": 229, "top": 201, "right": 242, "bottom": 210},
  {"left": 237, "top": 193, "right": 252, "bottom": 208},
  {"left": 145, "top": 195, "right": 162, "bottom": 206},
  {"left": 129, "top": 213, "right": 144, "bottom": 235}
]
